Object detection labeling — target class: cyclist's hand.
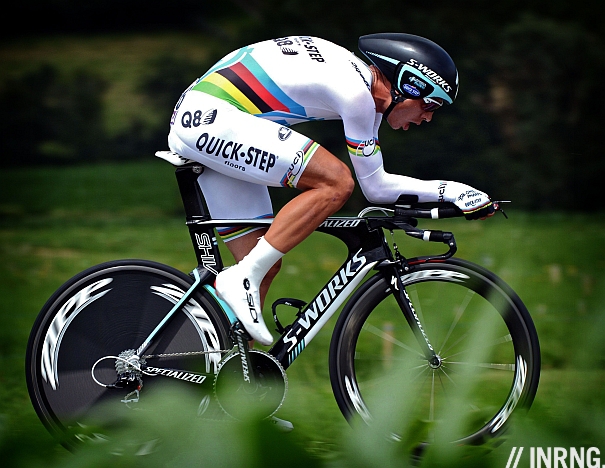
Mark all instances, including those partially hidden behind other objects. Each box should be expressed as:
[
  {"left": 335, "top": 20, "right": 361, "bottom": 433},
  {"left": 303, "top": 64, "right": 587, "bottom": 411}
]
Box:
[{"left": 453, "top": 188, "right": 494, "bottom": 220}]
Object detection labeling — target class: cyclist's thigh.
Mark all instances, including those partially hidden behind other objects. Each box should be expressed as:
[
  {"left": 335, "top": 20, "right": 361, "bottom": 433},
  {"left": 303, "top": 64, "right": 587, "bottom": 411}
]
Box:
[
  {"left": 197, "top": 167, "right": 273, "bottom": 243},
  {"left": 168, "top": 92, "right": 320, "bottom": 188}
]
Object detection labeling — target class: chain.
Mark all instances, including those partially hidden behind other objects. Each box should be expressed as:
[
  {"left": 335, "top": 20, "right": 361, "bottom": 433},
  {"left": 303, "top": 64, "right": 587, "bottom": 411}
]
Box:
[{"left": 142, "top": 349, "right": 231, "bottom": 359}]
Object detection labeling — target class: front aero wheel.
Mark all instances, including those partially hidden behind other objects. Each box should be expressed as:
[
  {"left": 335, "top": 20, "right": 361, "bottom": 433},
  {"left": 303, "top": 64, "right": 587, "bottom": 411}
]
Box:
[
  {"left": 329, "top": 259, "right": 540, "bottom": 445},
  {"left": 26, "top": 260, "right": 231, "bottom": 449}
]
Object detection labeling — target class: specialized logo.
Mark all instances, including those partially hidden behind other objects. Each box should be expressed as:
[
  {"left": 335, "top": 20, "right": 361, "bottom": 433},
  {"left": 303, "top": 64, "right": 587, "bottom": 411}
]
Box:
[
  {"left": 319, "top": 218, "right": 362, "bottom": 228},
  {"left": 181, "top": 109, "right": 217, "bottom": 128},
  {"left": 390, "top": 269, "right": 469, "bottom": 291},
  {"left": 145, "top": 366, "right": 206, "bottom": 384},
  {"left": 405, "top": 58, "right": 453, "bottom": 93},
  {"left": 403, "top": 288, "right": 433, "bottom": 352},
  {"left": 281, "top": 47, "right": 298, "bottom": 55},
  {"left": 278, "top": 126, "right": 292, "bottom": 141},
  {"left": 350, "top": 61, "right": 371, "bottom": 90},
  {"left": 235, "top": 334, "right": 251, "bottom": 383},
  {"left": 195, "top": 132, "right": 276, "bottom": 173}
]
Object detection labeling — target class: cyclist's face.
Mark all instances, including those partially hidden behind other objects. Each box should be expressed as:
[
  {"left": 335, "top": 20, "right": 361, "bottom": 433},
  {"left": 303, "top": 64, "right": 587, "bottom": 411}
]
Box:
[{"left": 386, "top": 99, "right": 434, "bottom": 131}]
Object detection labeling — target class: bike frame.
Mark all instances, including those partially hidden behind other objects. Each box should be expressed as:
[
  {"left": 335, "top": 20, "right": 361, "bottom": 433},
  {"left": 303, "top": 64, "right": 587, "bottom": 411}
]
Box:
[{"left": 136, "top": 164, "right": 456, "bottom": 375}]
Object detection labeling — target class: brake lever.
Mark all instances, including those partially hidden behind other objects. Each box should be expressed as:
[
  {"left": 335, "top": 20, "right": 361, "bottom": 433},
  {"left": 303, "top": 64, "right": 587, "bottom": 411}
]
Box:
[{"left": 493, "top": 200, "right": 511, "bottom": 219}]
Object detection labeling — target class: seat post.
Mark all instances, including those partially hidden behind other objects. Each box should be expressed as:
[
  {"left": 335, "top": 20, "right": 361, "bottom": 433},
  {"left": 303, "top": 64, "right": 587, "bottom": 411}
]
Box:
[
  {"left": 175, "top": 165, "right": 224, "bottom": 275},
  {"left": 175, "top": 165, "right": 210, "bottom": 219}
]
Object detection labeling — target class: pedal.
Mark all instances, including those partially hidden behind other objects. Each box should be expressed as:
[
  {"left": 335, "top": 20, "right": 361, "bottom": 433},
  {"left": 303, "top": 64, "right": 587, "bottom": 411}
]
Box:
[{"left": 271, "top": 298, "right": 307, "bottom": 334}]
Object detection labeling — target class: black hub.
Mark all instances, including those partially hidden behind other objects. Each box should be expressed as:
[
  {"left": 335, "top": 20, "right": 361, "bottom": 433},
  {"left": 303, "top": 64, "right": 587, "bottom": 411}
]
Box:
[{"left": 428, "top": 355, "right": 443, "bottom": 369}]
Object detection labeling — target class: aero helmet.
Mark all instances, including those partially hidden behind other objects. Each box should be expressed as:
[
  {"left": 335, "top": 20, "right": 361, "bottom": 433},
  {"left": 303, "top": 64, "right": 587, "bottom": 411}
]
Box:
[{"left": 358, "top": 33, "right": 459, "bottom": 105}]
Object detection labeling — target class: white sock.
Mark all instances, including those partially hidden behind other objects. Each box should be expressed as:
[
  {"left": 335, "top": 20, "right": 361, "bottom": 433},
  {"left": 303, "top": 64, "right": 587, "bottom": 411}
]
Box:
[{"left": 236, "top": 236, "right": 284, "bottom": 286}]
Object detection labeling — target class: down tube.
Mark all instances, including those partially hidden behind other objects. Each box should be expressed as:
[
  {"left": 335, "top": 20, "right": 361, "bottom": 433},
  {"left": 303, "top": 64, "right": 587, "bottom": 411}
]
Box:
[{"left": 269, "top": 250, "right": 377, "bottom": 369}]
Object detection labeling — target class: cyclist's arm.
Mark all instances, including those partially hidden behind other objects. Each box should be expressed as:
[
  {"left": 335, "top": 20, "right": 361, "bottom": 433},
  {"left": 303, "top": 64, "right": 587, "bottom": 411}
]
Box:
[
  {"left": 351, "top": 156, "right": 465, "bottom": 204},
  {"left": 338, "top": 95, "right": 491, "bottom": 213},
  {"left": 346, "top": 133, "right": 491, "bottom": 213}
]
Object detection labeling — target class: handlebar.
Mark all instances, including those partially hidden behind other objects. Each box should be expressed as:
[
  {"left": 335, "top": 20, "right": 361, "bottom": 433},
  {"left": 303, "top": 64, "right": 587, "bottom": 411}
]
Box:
[
  {"left": 394, "top": 203, "right": 463, "bottom": 221},
  {"left": 362, "top": 202, "right": 463, "bottom": 263}
]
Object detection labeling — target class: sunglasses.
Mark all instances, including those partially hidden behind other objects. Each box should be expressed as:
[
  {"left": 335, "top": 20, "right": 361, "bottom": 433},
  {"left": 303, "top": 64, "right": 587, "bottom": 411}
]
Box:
[
  {"left": 391, "top": 88, "right": 444, "bottom": 112},
  {"left": 421, "top": 97, "right": 443, "bottom": 112}
]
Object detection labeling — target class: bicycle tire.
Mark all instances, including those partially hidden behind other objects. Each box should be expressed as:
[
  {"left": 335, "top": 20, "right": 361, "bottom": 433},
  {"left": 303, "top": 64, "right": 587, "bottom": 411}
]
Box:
[
  {"left": 26, "top": 259, "right": 232, "bottom": 449},
  {"left": 329, "top": 258, "right": 540, "bottom": 446}
]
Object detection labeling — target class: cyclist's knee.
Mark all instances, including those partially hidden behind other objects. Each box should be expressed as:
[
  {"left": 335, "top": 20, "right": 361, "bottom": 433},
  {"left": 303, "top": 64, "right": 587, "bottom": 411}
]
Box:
[
  {"left": 338, "top": 165, "right": 355, "bottom": 199},
  {"left": 326, "top": 161, "right": 355, "bottom": 207},
  {"left": 300, "top": 150, "right": 354, "bottom": 202}
]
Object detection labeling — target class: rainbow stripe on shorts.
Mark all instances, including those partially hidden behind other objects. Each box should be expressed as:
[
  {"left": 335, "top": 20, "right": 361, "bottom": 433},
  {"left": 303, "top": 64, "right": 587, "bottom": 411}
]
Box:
[
  {"left": 217, "top": 213, "right": 274, "bottom": 243},
  {"left": 279, "top": 139, "right": 319, "bottom": 188}
]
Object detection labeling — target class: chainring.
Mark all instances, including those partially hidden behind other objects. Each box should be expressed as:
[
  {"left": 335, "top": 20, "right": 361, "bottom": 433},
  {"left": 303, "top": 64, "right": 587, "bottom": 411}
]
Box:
[{"left": 214, "top": 350, "right": 287, "bottom": 420}]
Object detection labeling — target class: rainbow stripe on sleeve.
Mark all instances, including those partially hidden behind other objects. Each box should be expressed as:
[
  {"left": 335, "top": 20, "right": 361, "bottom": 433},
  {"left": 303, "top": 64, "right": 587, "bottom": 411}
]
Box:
[{"left": 346, "top": 137, "right": 381, "bottom": 157}]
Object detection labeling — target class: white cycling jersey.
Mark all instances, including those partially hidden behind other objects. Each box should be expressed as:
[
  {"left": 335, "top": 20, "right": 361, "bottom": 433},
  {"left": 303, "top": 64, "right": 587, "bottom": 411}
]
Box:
[{"left": 167, "top": 36, "right": 490, "bottom": 240}]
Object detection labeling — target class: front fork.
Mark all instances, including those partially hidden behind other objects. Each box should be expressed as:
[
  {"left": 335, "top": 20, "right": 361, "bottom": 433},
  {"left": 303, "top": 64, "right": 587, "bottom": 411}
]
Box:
[
  {"left": 389, "top": 263, "right": 439, "bottom": 364},
  {"left": 384, "top": 228, "right": 457, "bottom": 364}
]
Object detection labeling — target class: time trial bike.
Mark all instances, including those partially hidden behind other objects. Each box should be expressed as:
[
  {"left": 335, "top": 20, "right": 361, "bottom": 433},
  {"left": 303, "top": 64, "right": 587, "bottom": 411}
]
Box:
[{"left": 26, "top": 150, "right": 540, "bottom": 450}]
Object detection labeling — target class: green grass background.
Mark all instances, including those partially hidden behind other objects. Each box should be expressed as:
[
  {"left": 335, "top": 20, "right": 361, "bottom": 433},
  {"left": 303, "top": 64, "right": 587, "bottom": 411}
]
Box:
[
  {"left": 1, "top": 30, "right": 604, "bottom": 467},
  {"left": 1, "top": 160, "right": 605, "bottom": 466}
]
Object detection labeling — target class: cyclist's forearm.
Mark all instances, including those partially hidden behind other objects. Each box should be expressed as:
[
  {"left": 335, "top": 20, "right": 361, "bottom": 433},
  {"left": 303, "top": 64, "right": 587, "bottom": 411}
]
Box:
[{"left": 354, "top": 165, "right": 472, "bottom": 204}]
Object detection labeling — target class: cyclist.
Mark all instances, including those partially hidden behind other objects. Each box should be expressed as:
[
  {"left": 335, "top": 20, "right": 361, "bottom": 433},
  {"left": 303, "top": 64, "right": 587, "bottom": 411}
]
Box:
[{"left": 167, "top": 33, "right": 495, "bottom": 346}]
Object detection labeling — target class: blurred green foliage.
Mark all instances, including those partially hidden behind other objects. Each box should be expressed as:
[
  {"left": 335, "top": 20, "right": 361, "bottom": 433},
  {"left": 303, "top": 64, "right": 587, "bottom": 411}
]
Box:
[{"left": 1, "top": 162, "right": 604, "bottom": 466}]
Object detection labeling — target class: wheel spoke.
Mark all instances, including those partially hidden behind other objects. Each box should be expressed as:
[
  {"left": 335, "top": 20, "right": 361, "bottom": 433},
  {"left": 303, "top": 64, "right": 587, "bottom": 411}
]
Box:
[
  {"left": 446, "top": 362, "right": 515, "bottom": 371},
  {"left": 445, "top": 334, "right": 513, "bottom": 360},
  {"left": 429, "top": 372, "right": 436, "bottom": 422},
  {"left": 438, "top": 289, "right": 475, "bottom": 355},
  {"left": 362, "top": 323, "right": 424, "bottom": 358}
]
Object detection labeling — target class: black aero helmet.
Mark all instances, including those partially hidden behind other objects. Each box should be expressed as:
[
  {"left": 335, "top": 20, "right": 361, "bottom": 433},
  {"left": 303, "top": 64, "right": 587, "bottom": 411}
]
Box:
[{"left": 358, "top": 33, "right": 459, "bottom": 104}]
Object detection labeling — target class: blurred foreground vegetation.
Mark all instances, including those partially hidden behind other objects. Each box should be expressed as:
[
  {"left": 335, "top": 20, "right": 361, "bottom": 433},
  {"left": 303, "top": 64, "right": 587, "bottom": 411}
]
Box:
[{"left": 1, "top": 161, "right": 604, "bottom": 466}]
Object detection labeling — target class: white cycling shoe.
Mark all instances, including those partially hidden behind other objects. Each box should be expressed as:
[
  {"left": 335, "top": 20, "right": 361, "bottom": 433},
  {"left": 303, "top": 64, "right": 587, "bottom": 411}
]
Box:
[{"left": 215, "top": 264, "right": 274, "bottom": 346}]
